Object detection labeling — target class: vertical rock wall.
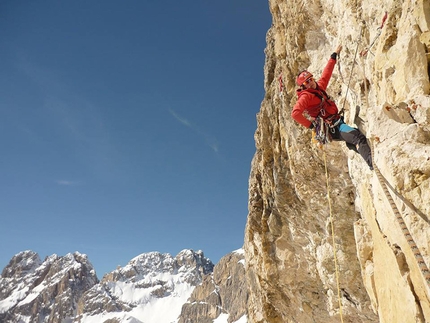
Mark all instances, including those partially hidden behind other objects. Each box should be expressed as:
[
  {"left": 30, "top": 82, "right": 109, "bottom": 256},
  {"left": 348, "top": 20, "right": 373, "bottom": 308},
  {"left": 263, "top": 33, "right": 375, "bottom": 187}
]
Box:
[
  {"left": 245, "top": 0, "right": 430, "bottom": 322},
  {"left": 178, "top": 250, "right": 247, "bottom": 323}
]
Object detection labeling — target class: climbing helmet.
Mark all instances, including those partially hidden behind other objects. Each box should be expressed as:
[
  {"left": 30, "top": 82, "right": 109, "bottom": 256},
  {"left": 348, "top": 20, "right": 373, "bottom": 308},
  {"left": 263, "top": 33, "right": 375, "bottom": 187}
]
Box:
[{"left": 296, "top": 70, "right": 313, "bottom": 86}]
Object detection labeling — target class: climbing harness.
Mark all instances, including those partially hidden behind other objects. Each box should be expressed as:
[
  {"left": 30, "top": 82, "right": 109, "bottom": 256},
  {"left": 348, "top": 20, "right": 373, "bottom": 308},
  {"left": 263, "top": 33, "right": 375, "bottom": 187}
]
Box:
[
  {"left": 323, "top": 149, "right": 345, "bottom": 323},
  {"left": 370, "top": 141, "right": 430, "bottom": 291},
  {"left": 300, "top": 87, "right": 342, "bottom": 146},
  {"left": 360, "top": 12, "right": 388, "bottom": 57},
  {"left": 312, "top": 115, "right": 341, "bottom": 146},
  {"left": 313, "top": 115, "right": 341, "bottom": 145}
]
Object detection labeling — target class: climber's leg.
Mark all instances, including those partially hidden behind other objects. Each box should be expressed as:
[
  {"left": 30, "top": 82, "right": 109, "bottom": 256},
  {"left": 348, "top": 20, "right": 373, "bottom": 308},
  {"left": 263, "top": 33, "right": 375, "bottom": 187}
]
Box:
[{"left": 339, "top": 129, "right": 373, "bottom": 170}]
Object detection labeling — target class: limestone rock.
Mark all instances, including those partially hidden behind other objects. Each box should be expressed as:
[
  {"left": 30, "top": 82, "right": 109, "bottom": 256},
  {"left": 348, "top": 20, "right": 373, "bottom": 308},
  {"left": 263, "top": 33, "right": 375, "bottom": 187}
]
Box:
[
  {"left": 0, "top": 251, "right": 98, "bottom": 323},
  {"left": 245, "top": 0, "right": 430, "bottom": 322},
  {"left": 178, "top": 249, "right": 247, "bottom": 323}
]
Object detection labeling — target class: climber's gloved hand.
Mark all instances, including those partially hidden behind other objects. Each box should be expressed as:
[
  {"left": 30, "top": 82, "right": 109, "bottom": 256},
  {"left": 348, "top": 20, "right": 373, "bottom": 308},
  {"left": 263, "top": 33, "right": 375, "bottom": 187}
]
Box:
[{"left": 331, "top": 45, "right": 342, "bottom": 59}]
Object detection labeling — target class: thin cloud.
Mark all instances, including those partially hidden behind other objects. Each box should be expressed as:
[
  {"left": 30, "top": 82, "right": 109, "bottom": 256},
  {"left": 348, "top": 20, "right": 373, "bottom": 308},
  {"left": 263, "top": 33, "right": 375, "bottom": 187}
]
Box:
[
  {"left": 209, "top": 142, "right": 219, "bottom": 153},
  {"left": 204, "top": 136, "right": 220, "bottom": 153},
  {"left": 169, "top": 108, "right": 191, "bottom": 127},
  {"left": 168, "top": 108, "right": 220, "bottom": 153},
  {"left": 17, "top": 56, "right": 121, "bottom": 181},
  {"left": 55, "top": 180, "right": 81, "bottom": 186}
]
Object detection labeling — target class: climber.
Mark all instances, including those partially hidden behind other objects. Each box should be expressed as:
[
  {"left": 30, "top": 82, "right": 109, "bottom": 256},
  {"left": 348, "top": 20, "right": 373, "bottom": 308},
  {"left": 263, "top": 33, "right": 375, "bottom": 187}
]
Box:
[{"left": 291, "top": 45, "right": 373, "bottom": 170}]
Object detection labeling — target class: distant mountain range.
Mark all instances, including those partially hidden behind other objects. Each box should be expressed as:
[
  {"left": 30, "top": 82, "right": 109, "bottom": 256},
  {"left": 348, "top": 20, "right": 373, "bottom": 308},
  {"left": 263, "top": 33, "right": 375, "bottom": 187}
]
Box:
[{"left": 0, "top": 249, "right": 247, "bottom": 323}]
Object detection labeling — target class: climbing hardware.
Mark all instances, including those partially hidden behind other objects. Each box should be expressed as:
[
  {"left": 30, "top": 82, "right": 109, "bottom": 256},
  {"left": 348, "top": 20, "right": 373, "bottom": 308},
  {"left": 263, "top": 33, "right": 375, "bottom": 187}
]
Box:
[
  {"left": 360, "top": 12, "right": 388, "bottom": 57},
  {"left": 278, "top": 74, "right": 284, "bottom": 93}
]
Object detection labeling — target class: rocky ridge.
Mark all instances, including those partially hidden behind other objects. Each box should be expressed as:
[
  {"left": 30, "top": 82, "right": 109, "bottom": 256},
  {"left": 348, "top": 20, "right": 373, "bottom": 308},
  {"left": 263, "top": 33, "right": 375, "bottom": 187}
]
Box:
[
  {"left": 0, "top": 250, "right": 98, "bottom": 323},
  {"left": 77, "top": 249, "right": 214, "bottom": 322}
]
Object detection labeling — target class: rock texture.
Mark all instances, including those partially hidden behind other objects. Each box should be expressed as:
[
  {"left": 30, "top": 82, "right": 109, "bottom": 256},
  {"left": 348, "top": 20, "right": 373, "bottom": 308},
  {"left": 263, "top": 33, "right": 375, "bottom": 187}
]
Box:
[
  {"left": 244, "top": 0, "right": 430, "bottom": 322},
  {"left": 178, "top": 249, "right": 247, "bottom": 323},
  {"left": 0, "top": 251, "right": 98, "bottom": 323}
]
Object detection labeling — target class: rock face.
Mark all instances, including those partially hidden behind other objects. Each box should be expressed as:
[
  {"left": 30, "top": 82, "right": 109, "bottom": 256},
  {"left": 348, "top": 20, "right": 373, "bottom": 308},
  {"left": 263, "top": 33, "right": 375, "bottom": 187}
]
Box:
[
  {"left": 178, "top": 249, "right": 247, "bottom": 323},
  {"left": 0, "top": 251, "right": 98, "bottom": 323},
  {"left": 244, "top": 0, "right": 430, "bottom": 322}
]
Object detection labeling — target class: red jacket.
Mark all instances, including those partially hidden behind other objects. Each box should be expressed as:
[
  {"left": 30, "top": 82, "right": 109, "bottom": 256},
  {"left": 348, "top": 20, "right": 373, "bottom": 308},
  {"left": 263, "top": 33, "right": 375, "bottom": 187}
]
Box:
[{"left": 291, "top": 58, "right": 339, "bottom": 128}]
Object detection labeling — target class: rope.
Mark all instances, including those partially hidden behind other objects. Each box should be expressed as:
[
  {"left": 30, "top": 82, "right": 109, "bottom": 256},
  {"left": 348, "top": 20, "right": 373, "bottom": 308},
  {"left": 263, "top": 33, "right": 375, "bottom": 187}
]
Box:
[
  {"left": 339, "top": 12, "right": 387, "bottom": 114},
  {"left": 370, "top": 141, "right": 430, "bottom": 291},
  {"left": 339, "top": 25, "right": 362, "bottom": 115},
  {"left": 323, "top": 149, "right": 345, "bottom": 322}
]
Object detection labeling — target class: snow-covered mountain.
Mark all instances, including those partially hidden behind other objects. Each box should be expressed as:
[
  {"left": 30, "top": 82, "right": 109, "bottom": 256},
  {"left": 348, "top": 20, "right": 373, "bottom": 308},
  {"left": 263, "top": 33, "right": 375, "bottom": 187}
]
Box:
[
  {"left": 0, "top": 249, "right": 247, "bottom": 323},
  {"left": 0, "top": 250, "right": 98, "bottom": 322},
  {"left": 77, "top": 249, "right": 213, "bottom": 323}
]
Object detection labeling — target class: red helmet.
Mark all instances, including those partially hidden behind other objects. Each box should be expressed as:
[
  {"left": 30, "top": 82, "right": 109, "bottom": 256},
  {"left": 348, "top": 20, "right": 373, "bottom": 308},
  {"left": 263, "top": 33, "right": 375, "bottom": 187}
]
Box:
[{"left": 296, "top": 70, "right": 313, "bottom": 86}]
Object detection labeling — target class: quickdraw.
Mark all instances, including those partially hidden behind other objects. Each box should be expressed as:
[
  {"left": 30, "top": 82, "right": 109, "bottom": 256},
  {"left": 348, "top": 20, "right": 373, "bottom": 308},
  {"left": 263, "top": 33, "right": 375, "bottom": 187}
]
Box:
[
  {"left": 361, "top": 12, "right": 388, "bottom": 57},
  {"left": 314, "top": 117, "right": 331, "bottom": 145},
  {"left": 278, "top": 74, "right": 284, "bottom": 93}
]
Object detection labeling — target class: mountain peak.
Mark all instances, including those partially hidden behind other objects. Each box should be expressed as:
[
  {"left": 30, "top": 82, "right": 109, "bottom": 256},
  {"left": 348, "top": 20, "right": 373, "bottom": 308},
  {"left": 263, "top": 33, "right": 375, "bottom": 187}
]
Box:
[
  {"left": 0, "top": 250, "right": 98, "bottom": 322},
  {"left": 1, "top": 251, "right": 42, "bottom": 279}
]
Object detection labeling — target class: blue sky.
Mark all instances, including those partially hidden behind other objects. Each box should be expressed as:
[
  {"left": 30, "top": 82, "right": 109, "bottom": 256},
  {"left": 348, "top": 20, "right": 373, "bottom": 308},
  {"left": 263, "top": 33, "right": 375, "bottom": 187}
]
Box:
[{"left": 0, "top": 1, "right": 271, "bottom": 277}]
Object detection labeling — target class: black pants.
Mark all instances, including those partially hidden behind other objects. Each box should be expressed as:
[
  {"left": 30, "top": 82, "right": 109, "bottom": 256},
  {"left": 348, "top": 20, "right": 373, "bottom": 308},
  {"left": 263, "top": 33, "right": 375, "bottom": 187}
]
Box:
[{"left": 338, "top": 129, "right": 373, "bottom": 169}]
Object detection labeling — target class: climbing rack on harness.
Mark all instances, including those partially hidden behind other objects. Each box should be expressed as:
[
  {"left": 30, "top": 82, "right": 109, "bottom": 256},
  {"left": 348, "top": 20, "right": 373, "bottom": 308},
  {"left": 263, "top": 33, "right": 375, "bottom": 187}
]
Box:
[
  {"left": 314, "top": 117, "right": 332, "bottom": 145},
  {"left": 310, "top": 114, "right": 342, "bottom": 146}
]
